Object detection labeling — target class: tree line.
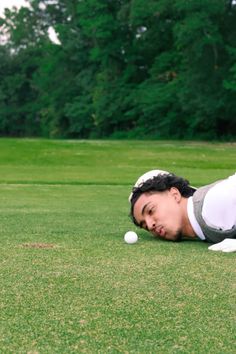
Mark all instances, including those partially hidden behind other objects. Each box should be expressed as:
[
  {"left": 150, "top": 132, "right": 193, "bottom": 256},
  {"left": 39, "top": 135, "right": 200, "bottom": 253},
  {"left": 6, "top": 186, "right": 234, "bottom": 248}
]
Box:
[{"left": 0, "top": 0, "right": 236, "bottom": 139}]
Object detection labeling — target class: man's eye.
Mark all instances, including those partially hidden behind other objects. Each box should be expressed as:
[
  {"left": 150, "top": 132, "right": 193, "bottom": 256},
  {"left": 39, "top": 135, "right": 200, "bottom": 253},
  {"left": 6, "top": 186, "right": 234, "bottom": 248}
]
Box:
[{"left": 148, "top": 208, "right": 154, "bottom": 215}]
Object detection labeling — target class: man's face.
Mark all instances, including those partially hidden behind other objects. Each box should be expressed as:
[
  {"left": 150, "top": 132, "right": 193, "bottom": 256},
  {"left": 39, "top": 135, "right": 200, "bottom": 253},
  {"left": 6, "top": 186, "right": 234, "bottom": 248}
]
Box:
[{"left": 133, "top": 188, "right": 184, "bottom": 241}]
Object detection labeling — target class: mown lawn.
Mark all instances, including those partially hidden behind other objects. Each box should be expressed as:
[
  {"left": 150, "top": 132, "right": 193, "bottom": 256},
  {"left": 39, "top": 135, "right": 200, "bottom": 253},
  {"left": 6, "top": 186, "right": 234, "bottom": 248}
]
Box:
[{"left": 0, "top": 138, "right": 235, "bottom": 353}]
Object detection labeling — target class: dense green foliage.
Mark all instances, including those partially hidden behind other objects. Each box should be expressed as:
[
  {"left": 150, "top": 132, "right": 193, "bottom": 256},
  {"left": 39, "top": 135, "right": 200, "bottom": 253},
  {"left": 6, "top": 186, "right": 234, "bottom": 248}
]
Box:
[
  {"left": 0, "top": 1, "right": 236, "bottom": 139},
  {"left": 0, "top": 138, "right": 235, "bottom": 352}
]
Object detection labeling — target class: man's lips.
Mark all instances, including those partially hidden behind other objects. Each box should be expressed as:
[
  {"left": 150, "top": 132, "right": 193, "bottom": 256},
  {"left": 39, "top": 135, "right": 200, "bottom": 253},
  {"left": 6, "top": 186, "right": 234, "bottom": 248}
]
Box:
[
  {"left": 159, "top": 227, "right": 165, "bottom": 237},
  {"left": 153, "top": 226, "right": 166, "bottom": 238}
]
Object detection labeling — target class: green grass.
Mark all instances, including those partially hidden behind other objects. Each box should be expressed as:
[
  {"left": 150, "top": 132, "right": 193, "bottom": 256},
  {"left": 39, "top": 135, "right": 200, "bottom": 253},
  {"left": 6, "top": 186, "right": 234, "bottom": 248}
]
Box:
[{"left": 0, "top": 138, "right": 235, "bottom": 353}]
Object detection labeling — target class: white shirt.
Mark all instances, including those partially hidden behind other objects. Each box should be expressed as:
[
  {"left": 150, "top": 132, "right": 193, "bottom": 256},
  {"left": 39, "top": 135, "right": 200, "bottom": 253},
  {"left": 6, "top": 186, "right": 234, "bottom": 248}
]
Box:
[{"left": 187, "top": 173, "right": 236, "bottom": 240}]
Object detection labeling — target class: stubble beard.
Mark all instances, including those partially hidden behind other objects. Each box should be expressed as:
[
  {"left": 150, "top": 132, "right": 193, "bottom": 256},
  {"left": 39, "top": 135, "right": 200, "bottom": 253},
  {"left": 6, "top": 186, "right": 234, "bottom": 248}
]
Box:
[{"left": 174, "top": 231, "right": 183, "bottom": 242}]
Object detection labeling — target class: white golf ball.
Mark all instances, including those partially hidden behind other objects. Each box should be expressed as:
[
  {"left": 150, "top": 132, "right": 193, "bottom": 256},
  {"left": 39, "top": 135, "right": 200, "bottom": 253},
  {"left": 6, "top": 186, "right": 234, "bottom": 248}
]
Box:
[{"left": 124, "top": 231, "right": 138, "bottom": 244}]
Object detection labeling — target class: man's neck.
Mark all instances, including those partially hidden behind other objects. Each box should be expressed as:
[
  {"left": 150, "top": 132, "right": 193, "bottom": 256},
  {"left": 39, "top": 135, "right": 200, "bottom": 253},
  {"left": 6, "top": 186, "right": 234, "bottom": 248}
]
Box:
[{"left": 181, "top": 197, "right": 197, "bottom": 238}]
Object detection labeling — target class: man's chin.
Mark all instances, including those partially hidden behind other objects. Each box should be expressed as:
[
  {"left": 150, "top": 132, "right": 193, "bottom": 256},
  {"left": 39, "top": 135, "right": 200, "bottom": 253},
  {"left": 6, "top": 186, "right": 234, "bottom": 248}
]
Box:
[
  {"left": 168, "top": 232, "right": 183, "bottom": 242},
  {"left": 154, "top": 232, "right": 182, "bottom": 242},
  {"left": 174, "top": 233, "right": 183, "bottom": 242}
]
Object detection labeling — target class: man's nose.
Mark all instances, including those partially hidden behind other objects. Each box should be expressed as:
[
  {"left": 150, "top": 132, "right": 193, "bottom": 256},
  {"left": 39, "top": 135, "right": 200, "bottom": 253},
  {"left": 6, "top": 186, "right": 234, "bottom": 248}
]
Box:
[{"left": 146, "top": 217, "right": 156, "bottom": 231}]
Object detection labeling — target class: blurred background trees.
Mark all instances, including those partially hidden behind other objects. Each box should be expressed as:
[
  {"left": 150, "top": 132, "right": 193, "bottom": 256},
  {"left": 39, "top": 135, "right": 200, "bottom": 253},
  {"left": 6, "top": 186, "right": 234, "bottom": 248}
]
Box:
[{"left": 0, "top": 0, "right": 235, "bottom": 139}]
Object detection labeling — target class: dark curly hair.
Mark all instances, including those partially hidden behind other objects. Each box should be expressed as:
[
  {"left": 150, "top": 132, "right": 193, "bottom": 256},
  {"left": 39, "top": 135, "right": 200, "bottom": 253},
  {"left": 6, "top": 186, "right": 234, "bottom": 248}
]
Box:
[{"left": 130, "top": 173, "right": 196, "bottom": 227}]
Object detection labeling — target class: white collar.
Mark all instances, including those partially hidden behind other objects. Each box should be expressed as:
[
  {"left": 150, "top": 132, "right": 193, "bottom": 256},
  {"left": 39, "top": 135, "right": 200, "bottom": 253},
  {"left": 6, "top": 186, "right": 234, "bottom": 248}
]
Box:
[{"left": 187, "top": 197, "right": 205, "bottom": 240}]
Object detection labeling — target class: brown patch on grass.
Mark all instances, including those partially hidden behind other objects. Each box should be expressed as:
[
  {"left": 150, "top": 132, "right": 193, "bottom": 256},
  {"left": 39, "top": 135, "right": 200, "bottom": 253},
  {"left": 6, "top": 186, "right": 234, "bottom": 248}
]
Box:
[{"left": 20, "top": 243, "right": 57, "bottom": 249}]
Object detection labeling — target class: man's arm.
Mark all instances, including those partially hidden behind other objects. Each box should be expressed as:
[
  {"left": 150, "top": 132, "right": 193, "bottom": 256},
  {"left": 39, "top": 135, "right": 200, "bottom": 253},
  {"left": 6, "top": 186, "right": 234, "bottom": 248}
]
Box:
[
  {"left": 202, "top": 174, "right": 236, "bottom": 230},
  {"left": 202, "top": 174, "right": 236, "bottom": 252}
]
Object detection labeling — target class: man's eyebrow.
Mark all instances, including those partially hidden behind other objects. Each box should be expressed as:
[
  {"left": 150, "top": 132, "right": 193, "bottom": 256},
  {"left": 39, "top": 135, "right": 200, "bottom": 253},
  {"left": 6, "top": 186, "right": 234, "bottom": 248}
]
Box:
[
  {"left": 141, "top": 202, "right": 150, "bottom": 215},
  {"left": 136, "top": 202, "right": 151, "bottom": 228}
]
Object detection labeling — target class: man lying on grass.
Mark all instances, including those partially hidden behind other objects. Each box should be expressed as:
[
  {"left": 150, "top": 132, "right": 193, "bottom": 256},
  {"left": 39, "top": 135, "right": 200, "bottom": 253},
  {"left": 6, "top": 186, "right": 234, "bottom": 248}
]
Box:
[{"left": 129, "top": 170, "right": 236, "bottom": 253}]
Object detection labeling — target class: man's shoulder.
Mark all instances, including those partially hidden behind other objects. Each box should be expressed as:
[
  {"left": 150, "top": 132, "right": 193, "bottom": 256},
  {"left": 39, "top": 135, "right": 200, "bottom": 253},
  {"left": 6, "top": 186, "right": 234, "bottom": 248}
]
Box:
[{"left": 192, "top": 180, "right": 221, "bottom": 203}]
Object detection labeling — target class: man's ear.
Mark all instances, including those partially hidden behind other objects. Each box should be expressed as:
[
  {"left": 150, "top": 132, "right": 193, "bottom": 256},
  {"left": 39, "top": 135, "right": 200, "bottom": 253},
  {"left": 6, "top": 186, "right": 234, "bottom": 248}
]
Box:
[{"left": 169, "top": 187, "right": 181, "bottom": 202}]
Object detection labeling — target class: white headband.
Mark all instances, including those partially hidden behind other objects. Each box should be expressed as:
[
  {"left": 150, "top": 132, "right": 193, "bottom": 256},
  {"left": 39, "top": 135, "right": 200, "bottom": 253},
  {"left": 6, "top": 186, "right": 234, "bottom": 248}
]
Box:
[{"left": 128, "top": 169, "right": 169, "bottom": 202}]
